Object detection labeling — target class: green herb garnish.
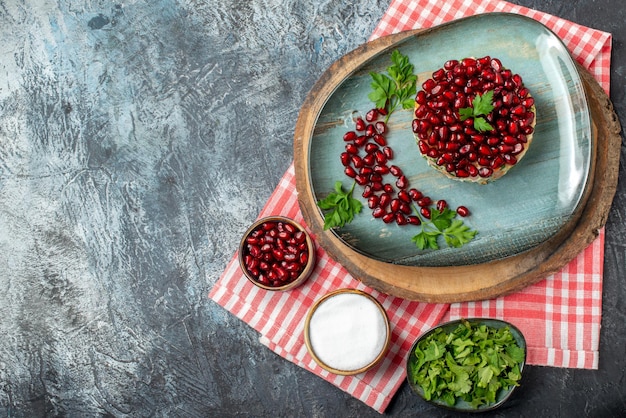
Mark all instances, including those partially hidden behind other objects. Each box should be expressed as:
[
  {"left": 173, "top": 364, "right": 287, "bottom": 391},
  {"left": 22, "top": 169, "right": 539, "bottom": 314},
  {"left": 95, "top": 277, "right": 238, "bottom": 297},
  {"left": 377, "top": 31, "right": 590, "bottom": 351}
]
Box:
[
  {"left": 368, "top": 50, "right": 417, "bottom": 118},
  {"left": 459, "top": 90, "right": 495, "bottom": 132},
  {"left": 317, "top": 181, "right": 363, "bottom": 230},
  {"left": 412, "top": 208, "right": 477, "bottom": 250},
  {"left": 408, "top": 320, "right": 525, "bottom": 409}
]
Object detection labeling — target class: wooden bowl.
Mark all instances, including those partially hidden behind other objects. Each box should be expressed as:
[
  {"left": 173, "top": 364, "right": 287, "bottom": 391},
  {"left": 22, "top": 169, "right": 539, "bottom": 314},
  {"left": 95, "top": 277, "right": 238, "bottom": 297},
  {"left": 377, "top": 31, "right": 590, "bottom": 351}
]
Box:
[{"left": 238, "top": 216, "right": 316, "bottom": 291}]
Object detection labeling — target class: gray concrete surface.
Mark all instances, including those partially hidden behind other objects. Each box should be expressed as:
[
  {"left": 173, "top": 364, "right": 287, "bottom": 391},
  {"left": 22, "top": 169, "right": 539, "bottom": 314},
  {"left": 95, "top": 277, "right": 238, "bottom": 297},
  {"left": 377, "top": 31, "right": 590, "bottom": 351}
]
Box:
[{"left": 0, "top": 0, "right": 625, "bottom": 416}]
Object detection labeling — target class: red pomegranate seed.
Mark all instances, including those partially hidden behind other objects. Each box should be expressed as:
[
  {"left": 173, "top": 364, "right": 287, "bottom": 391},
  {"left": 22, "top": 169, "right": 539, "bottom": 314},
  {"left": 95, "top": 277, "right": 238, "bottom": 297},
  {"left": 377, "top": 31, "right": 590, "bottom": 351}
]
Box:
[
  {"left": 372, "top": 207, "right": 385, "bottom": 218},
  {"left": 436, "top": 200, "right": 447, "bottom": 211},
  {"left": 373, "top": 134, "right": 387, "bottom": 146},
  {"left": 382, "top": 212, "right": 395, "bottom": 224},
  {"left": 420, "top": 207, "right": 431, "bottom": 219},
  {"left": 398, "top": 190, "right": 411, "bottom": 203},
  {"left": 340, "top": 152, "right": 350, "bottom": 166},
  {"left": 373, "top": 164, "right": 390, "bottom": 175},
  {"left": 379, "top": 193, "right": 391, "bottom": 208},
  {"left": 355, "top": 117, "right": 366, "bottom": 131},
  {"left": 343, "top": 131, "right": 357, "bottom": 142},
  {"left": 345, "top": 143, "right": 358, "bottom": 154},
  {"left": 366, "top": 108, "right": 379, "bottom": 122},
  {"left": 408, "top": 215, "right": 421, "bottom": 226},
  {"left": 456, "top": 206, "right": 470, "bottom": 217},
  {"left": 351, "top": 155, "right": 364, "bottom": 168},
  {"left": 365, "top": 143, "right": 378, "bottom": 153},
  {"left": 409, "top": 188, "right": 423, "bottom": 201},
  {"left": 389, "top": 165, "right": 403, "bottom": 177},
  {"left": 396, "top": 175, "right": 408, "bottom": 189}
]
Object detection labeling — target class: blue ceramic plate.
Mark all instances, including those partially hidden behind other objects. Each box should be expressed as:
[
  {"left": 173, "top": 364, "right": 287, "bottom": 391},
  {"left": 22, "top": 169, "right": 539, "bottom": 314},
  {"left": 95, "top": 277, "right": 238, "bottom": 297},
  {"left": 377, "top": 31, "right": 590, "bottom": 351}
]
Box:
[
  {"left": 309, "top": 13, "right": 592, "bottom": 266},
  {"left": 406, "top": 318, "right": 527, "bottom": 412}
]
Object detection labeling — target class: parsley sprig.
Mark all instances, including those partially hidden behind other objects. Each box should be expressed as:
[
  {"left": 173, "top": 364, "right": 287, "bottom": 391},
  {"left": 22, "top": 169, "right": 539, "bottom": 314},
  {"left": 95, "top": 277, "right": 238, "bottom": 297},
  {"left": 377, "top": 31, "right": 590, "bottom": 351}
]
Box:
[
  {"left": 368, "top": 50, "right": 417, "bottom": 119},
  {"left": 412, "top": 208, "right": 477, "bottom": 250},
  {"left": 459, "top": 90, "right": 495, "bottom": 132},
  {"left": 317, "top": 181, "right": 363, "bottom": 230}
]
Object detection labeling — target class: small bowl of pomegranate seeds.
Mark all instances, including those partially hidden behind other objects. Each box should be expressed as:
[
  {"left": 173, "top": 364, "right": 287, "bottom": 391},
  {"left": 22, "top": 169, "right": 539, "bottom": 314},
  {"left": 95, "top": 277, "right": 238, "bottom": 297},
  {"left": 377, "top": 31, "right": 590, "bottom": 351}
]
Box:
[{"left": 239, "top": 216, "right": 316, "bottom": 291}]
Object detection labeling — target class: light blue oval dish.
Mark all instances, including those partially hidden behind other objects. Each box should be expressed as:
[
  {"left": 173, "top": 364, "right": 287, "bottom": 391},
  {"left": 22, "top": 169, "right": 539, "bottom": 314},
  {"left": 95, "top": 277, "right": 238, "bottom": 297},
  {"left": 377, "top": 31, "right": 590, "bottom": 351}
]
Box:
[{"left": 308, "top": 13, "right": 592, "bottom": 266}]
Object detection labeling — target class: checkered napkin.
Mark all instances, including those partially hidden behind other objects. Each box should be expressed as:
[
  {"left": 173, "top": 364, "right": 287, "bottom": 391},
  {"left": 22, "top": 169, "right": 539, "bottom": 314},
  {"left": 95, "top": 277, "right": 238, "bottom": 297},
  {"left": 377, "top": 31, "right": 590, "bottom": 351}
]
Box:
[{"left": 209, "top": 0, "right": 612, "bottom": 412}]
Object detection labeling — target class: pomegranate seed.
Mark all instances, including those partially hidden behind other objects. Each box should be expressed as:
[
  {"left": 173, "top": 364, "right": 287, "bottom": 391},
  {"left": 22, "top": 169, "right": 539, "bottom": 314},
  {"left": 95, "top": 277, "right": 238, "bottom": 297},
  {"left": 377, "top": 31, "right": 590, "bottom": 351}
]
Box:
[
  {"left": 363, "top": 153, "right": 376, "bottom": 166},
  {"left": 383, "top": 146, "right": 393, "bottom": 159},
  {"left": 340, "top": 152, "right": 350, "bottom": 166},
  {"left": 368, "top": 196, "right": 379, "bottom": 209},
  {"left": 345, "top": 143, "right": 358, "bottom": 155},
  {"left": 373, "top": 164, "right": 390, "bottom": 175},
  {"left": 375, "top": 121, "right": 387, "bottom": 134},
  {"left": 365, "top": 124, "right": 376, "bottom": 137},
  {"left": 396, "top": 175, "right": 408, "bottom": 189},
  {"left": 372, "top": 207, "right": 385, "bottom": 218},
  {"left": 389, "top": 165, "right": 403, "bottom": 177},
  {"left": 382, "top": 212, "right": 395, "bottom": 224},
  {"left": 356, "top": 135, "right": 369, "bottom": 147},
  {"left": 444, "top": 59, "right": 458, "bottom": 70},
  {"left": 370, "top": 173, "right": 383, "bottom": 183},
  {"left": 417, "top": 197, "right": 432, "bottom": 207},
  {"left": 420, "top": 207, "right": 431, "bottom": 219},
  {"left": 375, "top": 150, "right": 387, "bottom": 165},
  {"left": 456, "top": 206, "right": 470, "bottom": 217},
  {"left": 409, "top": 188, "right": 423, "bottom": 201},
  {"left": 355, "top": 174, "right": 368, "bottom": 185},
  {"left": 396, "top": 213, "right": 408, "bottom": 225},
  {"left": 478, "top": 167, "right": 493, "bottom": 178},
  {"left": 343, "top": 131, "right": 357, "bottom": 142},
  {"left": 366, "top": 108, "right": 379, "bottom": 122},
  {"left": 456, "top": 168, "right": 470, "bottom": 178},
  {"left": 373, "top": 134, "right": 387, "bottom": 146},
  {"left": 379, "top": 193, "right": 391, "bottom": 208},
  {"left": 351, "top": 155, "right": 363, "bottom": 168},
  {"left": 437, "top": 200, "right": 447, "bottom": 211},
  {"left": 503, "top": 154, "right": 518, "bottom": 165},
  {"left": 408, "top": 215, "right": 421, "bottom": 226},
  {"left": 355, "top": 117, "right": 366, "bottom": 131},
  {"left": 422, "top": 78, "right": 437, "bottom": 93},
  {"left": 344, "top": 166, "right": 356, "bottom": 178}
]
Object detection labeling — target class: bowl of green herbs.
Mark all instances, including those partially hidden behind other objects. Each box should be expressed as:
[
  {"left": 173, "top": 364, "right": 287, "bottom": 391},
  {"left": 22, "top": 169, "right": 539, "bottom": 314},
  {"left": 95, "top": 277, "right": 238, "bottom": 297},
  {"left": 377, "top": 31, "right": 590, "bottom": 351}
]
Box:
[{"left": 406, "top": 318, "right": 526, "bottom": 412}]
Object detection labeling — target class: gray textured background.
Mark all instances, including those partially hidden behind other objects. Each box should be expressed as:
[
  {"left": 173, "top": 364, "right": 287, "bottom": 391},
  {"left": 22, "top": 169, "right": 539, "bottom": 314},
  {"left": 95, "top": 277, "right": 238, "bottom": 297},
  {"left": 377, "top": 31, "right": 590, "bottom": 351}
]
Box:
[{"left": 0, "top": 0, "right": 625, "bottom": 416}]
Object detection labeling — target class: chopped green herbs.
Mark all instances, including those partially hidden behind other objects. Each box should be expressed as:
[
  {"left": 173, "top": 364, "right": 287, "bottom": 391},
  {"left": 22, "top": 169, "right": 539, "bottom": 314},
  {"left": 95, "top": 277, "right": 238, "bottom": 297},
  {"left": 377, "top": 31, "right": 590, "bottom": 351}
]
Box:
[{"left": 408, "top": 320, "right": 525, "bottom": 409}]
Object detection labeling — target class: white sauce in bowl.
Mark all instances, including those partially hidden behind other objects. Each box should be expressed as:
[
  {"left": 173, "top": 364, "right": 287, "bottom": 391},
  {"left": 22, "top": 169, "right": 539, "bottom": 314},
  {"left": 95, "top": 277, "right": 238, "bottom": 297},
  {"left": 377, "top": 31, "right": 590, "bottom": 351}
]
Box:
[{"left": 307, "top": 291, "right": 388, "bottom": 372}]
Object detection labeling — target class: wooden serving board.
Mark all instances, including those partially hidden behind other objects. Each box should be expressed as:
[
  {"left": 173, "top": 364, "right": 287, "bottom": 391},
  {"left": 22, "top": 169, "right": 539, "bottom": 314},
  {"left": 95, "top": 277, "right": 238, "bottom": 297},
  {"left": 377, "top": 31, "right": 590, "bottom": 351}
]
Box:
[{"left": 293, "top": 27, "right": 621, "bottom": 303}]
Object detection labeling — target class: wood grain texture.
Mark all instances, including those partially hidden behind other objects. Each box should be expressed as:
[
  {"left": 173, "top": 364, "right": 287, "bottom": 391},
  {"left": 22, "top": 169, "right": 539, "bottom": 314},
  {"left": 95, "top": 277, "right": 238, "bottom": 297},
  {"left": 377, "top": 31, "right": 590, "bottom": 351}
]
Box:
[{"left": 294, "top": 27, "right": 621, "bottom": 303}]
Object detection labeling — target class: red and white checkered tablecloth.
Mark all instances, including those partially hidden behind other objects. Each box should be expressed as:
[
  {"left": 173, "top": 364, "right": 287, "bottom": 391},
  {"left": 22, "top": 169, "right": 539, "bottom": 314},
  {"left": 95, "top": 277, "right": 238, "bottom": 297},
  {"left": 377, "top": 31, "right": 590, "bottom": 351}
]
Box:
[{"left": 209, "top": 0, "right": 612, "bottom": 412}]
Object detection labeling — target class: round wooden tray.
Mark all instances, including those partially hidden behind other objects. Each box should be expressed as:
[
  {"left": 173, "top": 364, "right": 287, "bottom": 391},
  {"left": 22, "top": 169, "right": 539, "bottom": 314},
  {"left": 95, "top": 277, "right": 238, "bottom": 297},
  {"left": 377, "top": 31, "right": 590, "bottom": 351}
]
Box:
[{"left": 293, "top": 28, "right": 621, "bottom": 303}]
